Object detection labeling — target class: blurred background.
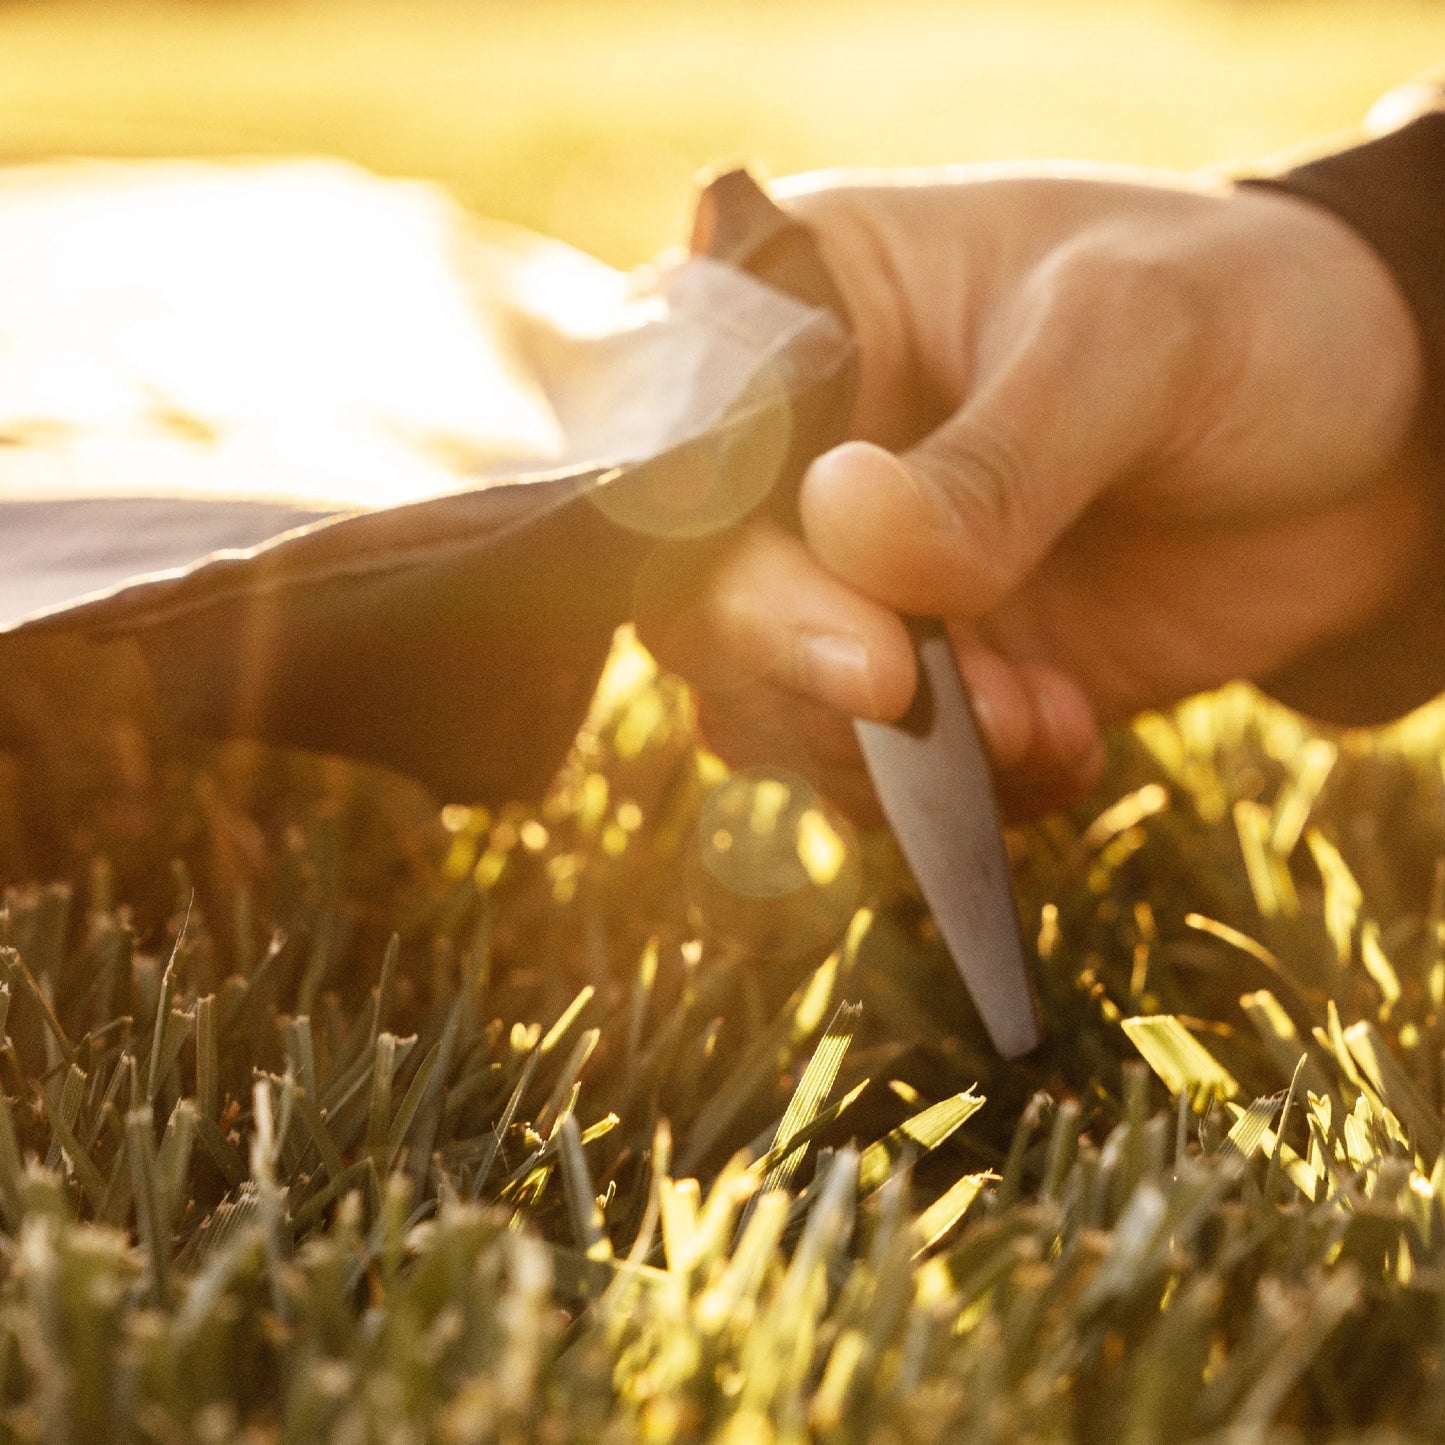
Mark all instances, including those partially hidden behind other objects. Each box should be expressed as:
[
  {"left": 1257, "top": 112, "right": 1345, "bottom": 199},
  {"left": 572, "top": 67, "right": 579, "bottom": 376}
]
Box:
[{"left": 3, "top": 0, "right": 1443, "bottom": 267}]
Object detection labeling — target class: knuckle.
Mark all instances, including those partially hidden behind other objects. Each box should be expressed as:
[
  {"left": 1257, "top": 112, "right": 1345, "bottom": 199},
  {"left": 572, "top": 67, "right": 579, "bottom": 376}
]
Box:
[
  {"left": 1012, "top": 227, "right": 1225, "bottom": 466},
  {"left": 1037, "top": 231, "right": 1211, "bottom": 356}
]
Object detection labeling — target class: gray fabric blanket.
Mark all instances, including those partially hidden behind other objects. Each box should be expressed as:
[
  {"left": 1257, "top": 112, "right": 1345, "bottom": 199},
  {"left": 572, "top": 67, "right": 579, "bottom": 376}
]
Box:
[{"left": 0, "top": 160, "right": 853, "bottom": 801}]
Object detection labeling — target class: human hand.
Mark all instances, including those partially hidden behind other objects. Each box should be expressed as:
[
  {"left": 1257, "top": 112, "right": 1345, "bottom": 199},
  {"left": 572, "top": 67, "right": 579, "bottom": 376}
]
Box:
[{"left": 637, "top": 166, "right": 1431, "bottom": 821}]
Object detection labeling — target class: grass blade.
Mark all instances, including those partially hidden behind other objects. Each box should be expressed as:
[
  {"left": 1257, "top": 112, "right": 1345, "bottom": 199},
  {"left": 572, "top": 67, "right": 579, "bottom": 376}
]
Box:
[
  {"left": 914, "top": 1171, "right": 991, "bottom": 1253},
  {"left": 858, "top": 1091, "right": 985, "bottom": 1196},
  {"left": 1122, "top": 1016, "right": 1240, "bottom": 1108},
  {"left": 126, "top": 1107, "right": 172, "bottom": 1305},
  {"left": 760, "top": 1001, "right": 860, "bottom": 1197},
  {"left": 195, "top": 993, "right": 220, "bottom": 1121},
  {"left": 558, "top": 1113, "right": 611, "bottom": 1263}
]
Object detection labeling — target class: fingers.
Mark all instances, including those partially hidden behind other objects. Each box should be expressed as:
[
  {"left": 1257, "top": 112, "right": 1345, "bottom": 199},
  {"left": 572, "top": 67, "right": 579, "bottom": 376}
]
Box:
[
  {"left": 635, "top": 521, "right": 917, "bottom": 723},
  {"left": 638, "top": 518, "right": 1105, "bottom": 822},
  {"left": 953, "top": 639, "right": 1095, "bottom": 771},
  {"left": 696, "top": 654, "right": 1102, "bottom": 826},
  {"left": 952, "top": 637, "right": 1106, "bottom": 819}
]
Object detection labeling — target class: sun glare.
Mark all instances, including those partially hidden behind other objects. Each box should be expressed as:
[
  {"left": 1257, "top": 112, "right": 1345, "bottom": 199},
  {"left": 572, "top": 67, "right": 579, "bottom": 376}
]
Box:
[{"left": 0, "top": 159, "right": 577, "bottom": 513}]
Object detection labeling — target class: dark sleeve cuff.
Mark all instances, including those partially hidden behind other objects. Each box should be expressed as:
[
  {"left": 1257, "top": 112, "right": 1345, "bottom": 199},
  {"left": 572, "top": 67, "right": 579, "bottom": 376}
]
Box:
[{"left": 1245, "top": 98, "right": 1445, "bottom": 449}]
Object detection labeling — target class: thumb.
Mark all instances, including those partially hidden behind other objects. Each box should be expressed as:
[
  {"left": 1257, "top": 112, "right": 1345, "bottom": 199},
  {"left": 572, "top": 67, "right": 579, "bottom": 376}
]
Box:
[{"left": 798, "top": 257, "right": 1192, "bottom": 618}]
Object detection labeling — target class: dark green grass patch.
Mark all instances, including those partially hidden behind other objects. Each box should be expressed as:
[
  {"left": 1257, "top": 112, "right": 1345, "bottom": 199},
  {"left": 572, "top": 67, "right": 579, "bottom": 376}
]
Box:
[{"left": 2, "top": 636, "right": 1445, "bottom": 1440}]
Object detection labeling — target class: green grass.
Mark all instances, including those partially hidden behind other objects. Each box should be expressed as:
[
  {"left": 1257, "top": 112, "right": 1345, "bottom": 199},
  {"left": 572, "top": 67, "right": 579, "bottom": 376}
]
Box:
[
  {"left": 1, "top": 0, "right": 1443, "bottom": 262},
  {"left": 3, "top": 635, "right": 1445, "bottom": 1438}
]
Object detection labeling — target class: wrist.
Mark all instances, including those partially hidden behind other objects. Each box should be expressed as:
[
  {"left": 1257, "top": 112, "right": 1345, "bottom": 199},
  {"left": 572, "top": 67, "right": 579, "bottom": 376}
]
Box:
[{"left": 1241, "top": 106, "right": 1445, "bottom": 460}]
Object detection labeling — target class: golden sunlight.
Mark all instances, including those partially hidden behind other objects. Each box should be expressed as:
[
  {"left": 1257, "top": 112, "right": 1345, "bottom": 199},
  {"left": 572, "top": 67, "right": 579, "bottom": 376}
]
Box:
[{"left": 0, "top": 160, "right": 571, "bottom": 512}]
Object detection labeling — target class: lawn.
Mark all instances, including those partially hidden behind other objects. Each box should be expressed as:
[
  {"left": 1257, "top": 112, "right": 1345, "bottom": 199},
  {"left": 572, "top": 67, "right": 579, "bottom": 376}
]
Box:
[{"left": 3, "top": 1, "right": 1445, "bottom": 1439}]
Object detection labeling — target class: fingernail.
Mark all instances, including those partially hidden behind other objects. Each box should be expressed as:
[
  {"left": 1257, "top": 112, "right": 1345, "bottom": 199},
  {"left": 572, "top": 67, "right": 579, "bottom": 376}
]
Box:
[{"left": 798, "top": 633, "right": 877, "bottom": 715}]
